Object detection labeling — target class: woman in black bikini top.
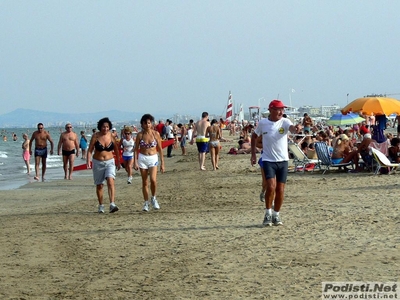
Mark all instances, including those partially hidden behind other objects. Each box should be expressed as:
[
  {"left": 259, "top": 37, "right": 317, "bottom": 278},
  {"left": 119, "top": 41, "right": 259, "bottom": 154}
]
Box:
[
  {"left": 94, "top": 140, "right": 114, "bottom": 152},
  {"left": 87, "top": 117, "right": 121, "bottom": 214}
]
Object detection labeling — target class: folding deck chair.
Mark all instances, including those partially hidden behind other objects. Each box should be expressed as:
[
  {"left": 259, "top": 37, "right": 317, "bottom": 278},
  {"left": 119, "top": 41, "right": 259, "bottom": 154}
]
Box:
[
  {"left": 370, "top": 147, "right": 400, "bottom": 175},
  {"left": 288, "top": 142, "right": 319, "bottom": 173},
  {"left": 314, "top": 142, "right": 354, "bottom": 174}
]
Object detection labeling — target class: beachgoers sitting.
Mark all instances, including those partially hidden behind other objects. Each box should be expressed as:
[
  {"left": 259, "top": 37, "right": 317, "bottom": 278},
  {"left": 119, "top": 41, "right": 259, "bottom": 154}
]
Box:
[
  {"left": 357, "top": 133, "right": 375, "bottom": 170},
  {"left": 388, "top": 137, "right": 400, "bottom": 163},
  {"left": 331, "top": 134, "right": 360, "bottom": 171},
  {"left": 306, "top": 142, "right": 318, "bottom": 159},
  {"left": 240, "top": 123, "right": 254, "bottom": 140},
  {"left": 300, "top": 141, "right": 308, "bottom": 155},
  {"left": 237, "top": 137, "right": 261, "bottom": 154}
]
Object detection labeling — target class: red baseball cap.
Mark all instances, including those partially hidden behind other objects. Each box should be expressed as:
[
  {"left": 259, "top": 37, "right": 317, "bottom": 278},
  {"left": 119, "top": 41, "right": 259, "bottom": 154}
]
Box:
[{"left": 269, "top": 100, "right": 287, "bottom": 109}]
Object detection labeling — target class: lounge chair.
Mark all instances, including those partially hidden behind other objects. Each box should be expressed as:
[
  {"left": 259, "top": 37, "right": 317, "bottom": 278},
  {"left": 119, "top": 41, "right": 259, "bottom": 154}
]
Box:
[
  {"left": 370, "top": 148, "right": 400, "bottom": 175},
  {"left": 314, "top": 142, "right": 354, "bottom": 174},
  {"left": 288, "top": 142, "right": 319, "bottom": 173}
]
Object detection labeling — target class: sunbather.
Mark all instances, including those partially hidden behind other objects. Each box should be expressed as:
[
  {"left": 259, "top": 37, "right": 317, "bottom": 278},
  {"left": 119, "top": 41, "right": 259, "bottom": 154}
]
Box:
[
  {"left": 388, "top": 137, "right": 400, "bottom": 163},
  {"left": 331, "top": 134, "right": 360, "bottom": 170}
]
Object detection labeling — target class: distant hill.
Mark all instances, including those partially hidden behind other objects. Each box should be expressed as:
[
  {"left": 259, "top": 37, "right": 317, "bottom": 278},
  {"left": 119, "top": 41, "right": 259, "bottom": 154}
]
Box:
[{"left": 0, "top": 108, "right": 163, "bottom": 128}]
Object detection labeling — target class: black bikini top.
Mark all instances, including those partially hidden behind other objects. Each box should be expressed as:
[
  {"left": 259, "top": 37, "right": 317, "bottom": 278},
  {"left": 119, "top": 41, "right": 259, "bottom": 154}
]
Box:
[{"left": 95, "top": 140, "right": 114, "bottom": 152}]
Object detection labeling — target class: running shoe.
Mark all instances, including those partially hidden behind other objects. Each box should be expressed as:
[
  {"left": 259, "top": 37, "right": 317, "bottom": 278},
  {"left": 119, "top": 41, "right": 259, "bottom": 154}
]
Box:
[
  {"left": 109, "top": 203, "right": 119, "bottom": 213},
  {"left": 127, "top": 176, "right": 132, "bottom": 184},
  {"left": 273, "top": 214, "right": 283, "bottom": 226},
  {"left": 259, "top": 190, "right": 265, "bottom": 202},
  {"left": 262, "top": 212, "right": 272, "bottom": 227},
  {"left": 142, "top": 201, "right": 150, "bottom": 212},
  {"left": 151, "top": 196, "right": 160, "bottom": 210},
  {"left": 98, "top": 204, "right": 105, "bottom": 214}
]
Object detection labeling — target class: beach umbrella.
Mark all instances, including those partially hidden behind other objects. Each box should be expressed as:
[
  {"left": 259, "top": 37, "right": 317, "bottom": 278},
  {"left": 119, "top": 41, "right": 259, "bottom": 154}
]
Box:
[
  {"left": 326, "top": 113, "right": 365, "bottom": 126},
  {"left": 341, "top": 97, "right": 400, "bottom": 116}
]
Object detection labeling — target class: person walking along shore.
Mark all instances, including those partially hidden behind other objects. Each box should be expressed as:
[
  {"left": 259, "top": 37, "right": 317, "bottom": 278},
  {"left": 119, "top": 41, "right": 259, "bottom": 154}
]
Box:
[{"left": 87, "top": 117, "right": 121, "bottom": 213}]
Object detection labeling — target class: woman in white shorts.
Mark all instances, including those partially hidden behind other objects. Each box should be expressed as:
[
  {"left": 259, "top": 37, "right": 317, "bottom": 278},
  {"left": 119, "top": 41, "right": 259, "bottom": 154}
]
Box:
[
  {"left": 206, "top": 119, "right": 222, "bottom": 170},
  {"left": 134, "top": 114, "right": 165, "bottom": 212},
  {"left": 87, "top": 117, "right": 121, "bottom": 213}
]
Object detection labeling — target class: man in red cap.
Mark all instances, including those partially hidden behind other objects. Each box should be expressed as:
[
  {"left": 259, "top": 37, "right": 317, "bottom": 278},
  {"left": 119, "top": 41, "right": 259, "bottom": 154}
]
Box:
[{"left": 250, "top": 100, "right": 298, "bottom": 226}]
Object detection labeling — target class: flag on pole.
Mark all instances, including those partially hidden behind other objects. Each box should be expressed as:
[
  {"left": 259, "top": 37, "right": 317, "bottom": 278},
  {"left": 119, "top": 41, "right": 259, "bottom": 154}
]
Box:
[
  {"left": 238, "top": 103, "right": 244, "bottom": 123},
  {"left": 225, "top": 91, "right": 233, "bottom": 123}
]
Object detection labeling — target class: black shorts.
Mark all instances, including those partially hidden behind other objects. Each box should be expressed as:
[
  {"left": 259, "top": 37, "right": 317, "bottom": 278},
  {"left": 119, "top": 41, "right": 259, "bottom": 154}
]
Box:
[
  {"left": 62, "top": 149, "right": 76, "bottom": 157},
  {"left": 262, "top": 161, "right": 289, "bottom": 183}
]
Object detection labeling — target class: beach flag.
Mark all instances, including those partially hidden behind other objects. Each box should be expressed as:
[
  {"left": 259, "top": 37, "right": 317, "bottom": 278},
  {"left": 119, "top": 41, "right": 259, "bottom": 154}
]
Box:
[
  {"left": 238, "top": 103, "right": 244, "bottom": 123},
  {"left": 226, "top": 91, "right": 233, "bottom": 124}
]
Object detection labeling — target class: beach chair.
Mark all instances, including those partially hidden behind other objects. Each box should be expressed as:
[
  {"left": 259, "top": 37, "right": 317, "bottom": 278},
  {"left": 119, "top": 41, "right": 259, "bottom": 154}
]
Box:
[
  {"left": 314, "top": 142, "right": 354, "bottom": 174},
  {"left": 363, "top": 141, "right": 390, "bottom": 173},
  {"left": 288, "top": 142, "right": 319, "bottom": 173},
  {"left": 370, "top": 148, "right": 400, "bottom": 175}
]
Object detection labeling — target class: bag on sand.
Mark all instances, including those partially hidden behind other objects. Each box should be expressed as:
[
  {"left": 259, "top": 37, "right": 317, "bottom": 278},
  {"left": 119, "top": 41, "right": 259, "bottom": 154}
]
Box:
[{"left": 228, "top": 147, "right": 237, "bottom": 155}]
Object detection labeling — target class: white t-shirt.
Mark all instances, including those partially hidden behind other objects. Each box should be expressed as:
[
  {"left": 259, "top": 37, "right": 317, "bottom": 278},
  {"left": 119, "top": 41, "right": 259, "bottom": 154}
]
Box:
[
  {"left": 254, "top": 117, "right": 293, "bottom": 162},
  {"left": 122, "top": 138, "right": 134, "bottom": 157},
  {"left": 167, "top": 125, "right": 174, "bottom": 139}
]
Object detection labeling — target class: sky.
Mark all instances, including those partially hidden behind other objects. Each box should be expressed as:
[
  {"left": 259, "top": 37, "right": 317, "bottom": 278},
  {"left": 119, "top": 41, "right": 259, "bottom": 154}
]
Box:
[{"left": 1, "top": 0, "right": 400, "bottom": 117}]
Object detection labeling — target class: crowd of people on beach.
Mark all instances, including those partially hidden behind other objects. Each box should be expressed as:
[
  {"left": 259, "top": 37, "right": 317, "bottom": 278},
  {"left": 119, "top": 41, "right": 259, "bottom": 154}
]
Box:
[
  {"left": 18, "top": 113, "right": 229, "bottom": 214},
  {"left": 5, "top": 102, "right": 399, "bottom": 227}
]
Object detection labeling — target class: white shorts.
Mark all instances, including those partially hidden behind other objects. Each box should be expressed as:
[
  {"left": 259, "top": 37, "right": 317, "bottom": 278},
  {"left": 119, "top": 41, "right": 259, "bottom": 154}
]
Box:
[
  {"left": 92, "top": 158, "right": 116, "bottom": 185},
  {"left": 138, "top": 153, "right": 158, "bottom": 169}
]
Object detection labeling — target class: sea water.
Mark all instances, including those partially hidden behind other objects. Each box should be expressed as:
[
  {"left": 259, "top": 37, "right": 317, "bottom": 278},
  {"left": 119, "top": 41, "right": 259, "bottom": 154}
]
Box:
[{"left": 0, "top": 127, "right": 92, "bottom": 190}]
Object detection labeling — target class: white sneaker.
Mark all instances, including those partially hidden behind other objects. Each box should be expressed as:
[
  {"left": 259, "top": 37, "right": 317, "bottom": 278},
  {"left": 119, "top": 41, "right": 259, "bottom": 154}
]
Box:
[
  {"left": 151, "top": 196, "right": 160, "bottom": 210},
  {"left": 142, "top": 201, "right": 150, "bottom": 212},
  {"left": 98, "top": 204, "right": 105, "bottom": 213},
  {"left": 127, "top": 176, "right": 132, "bottom": 184},
  {"left": 109, "top": 203, "right": 119, "bottom": 213}
]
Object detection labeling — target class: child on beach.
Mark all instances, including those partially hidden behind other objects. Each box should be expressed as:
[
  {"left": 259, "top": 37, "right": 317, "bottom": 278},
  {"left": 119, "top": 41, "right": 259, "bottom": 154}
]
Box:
[
  {"left": 21, "top": 133, "right": 30, "bottom": 174},
  {"left": 121, "top": 126, "right": 135, "bottom": 184}
]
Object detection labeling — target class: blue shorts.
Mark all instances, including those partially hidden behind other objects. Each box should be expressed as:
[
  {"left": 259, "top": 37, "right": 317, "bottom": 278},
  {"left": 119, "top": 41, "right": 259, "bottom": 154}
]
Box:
[
  {"left": 331, "top": 158, "right": 344, "bottom": 164},
  {"left": 180, "top": 136, "right": 187, "bottom": 147},
  {"left": 258, "top": 151, "right": 263, "bottom": 168},
  {"left": 262, "top": 161, "right": 289, "bottom": 183},
  {"left": 122, "top": 155, "right": 133, "bottom": 162},
  {"left": 196, "top": 142, "right": 209, "bottom": 153},
  {"left": 35, "top": 147, "right": 47, "bottom": 158}
]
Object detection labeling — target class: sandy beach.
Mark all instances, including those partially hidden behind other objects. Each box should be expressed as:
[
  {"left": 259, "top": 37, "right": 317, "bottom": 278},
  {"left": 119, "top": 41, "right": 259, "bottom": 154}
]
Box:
[{"left": 0, "top": 137, "right": 399, "bottom": 299}]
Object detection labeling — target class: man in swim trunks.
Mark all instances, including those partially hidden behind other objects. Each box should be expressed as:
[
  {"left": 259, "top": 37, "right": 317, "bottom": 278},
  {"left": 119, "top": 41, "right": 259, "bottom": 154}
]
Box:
[
  {"left": 58, "top": 123, "right": 79, "bottom": 180},
  {"left": 190, "top": 112, "right": 210, "bottom": 170},
  {"left": 29, "top": 123, "right": 54, "bottom": 181}
]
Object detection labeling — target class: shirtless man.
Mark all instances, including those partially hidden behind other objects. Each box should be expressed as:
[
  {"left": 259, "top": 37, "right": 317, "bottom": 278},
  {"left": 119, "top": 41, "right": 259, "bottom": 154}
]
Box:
[
  {"left": 29, "top": 123, "right": 54, "bottom": 181},
  {"left": 190, "top": 112, "right": 210, "bottom": 170},
  {"left": 57, "top": 123, "right": 79, "bottom": 180},
  {"left": 302, "top": 113, "right": 313, "bottom": 133}
]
